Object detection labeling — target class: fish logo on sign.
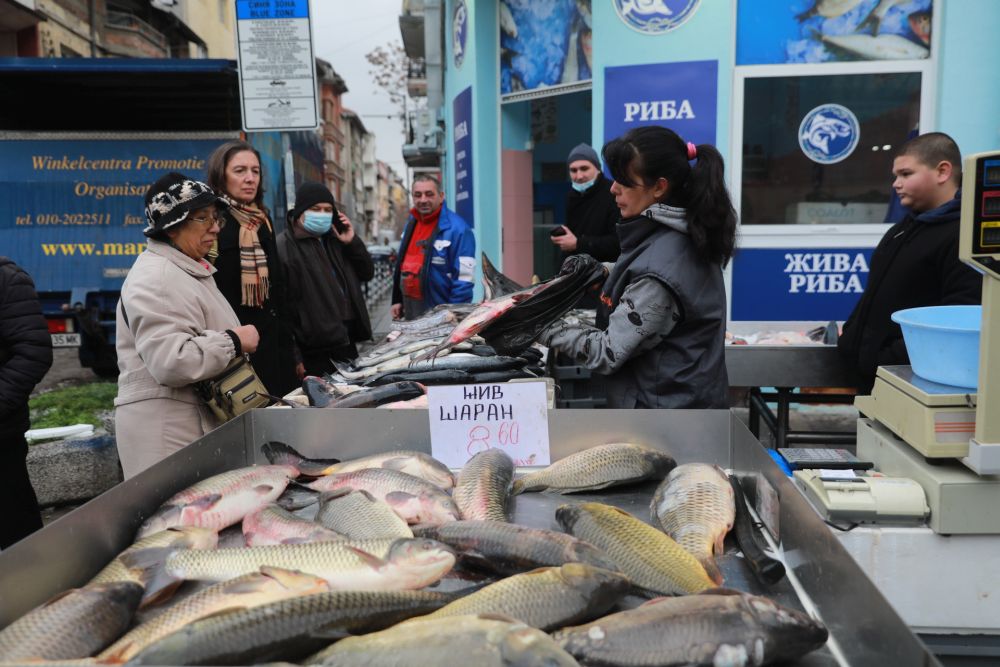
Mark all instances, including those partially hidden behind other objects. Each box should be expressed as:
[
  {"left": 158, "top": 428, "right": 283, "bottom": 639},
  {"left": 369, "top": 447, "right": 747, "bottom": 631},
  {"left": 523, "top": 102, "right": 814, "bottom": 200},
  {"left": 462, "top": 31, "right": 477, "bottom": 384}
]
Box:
[
  {"left": 613, "top": 0, "right": 700, "bottom": 34},
  {"left": 798, "top": 103, "right": 860, "bottom": 165},
  {"left": 453, "top": 0, "right": 468, "bottom": 68}
]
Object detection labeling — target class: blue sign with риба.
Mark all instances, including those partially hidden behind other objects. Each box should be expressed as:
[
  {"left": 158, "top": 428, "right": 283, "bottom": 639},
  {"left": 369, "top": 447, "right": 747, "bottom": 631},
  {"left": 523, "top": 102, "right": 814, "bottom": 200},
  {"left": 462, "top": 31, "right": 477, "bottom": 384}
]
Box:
[
  {"left": 613, "top": 0, "right": 700, "bottom": 34},
  {"left": 731, "top": 247, "right": 875, "bottom": 321},
  {"left": 453, "top": 86, "right": 474, "bottom": 226},
  {"left": 235, "top": 0, "right": 309, "bottom": 20},
  {"left": 799, "top": 103, "right": 860, "bottom": 165},
  {"left": 604, "top": 60, "right": 717, "bottom": 148}
]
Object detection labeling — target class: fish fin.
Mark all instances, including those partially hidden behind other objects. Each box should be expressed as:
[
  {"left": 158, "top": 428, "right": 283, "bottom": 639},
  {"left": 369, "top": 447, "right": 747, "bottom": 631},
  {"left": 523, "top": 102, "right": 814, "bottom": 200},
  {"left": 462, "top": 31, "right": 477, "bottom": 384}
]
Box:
[
  {"left": 700, "top": 556, "right": 725, "bottom": 587},
  {"left": 713, "top": 532, "right": 727, "bottom": 557},
  {"left": 254, "top": 483, "right": 277, "bottom": 495},
  {"left": 346, "top": 545, "right": 389, "bottom": 569},
  {"left": 308, "top": 627, "right": 352, "bottom": 642},
  {"left": 698, "top": 587, "right": 745, "bottom": 597},
  {"left": 381, "top": 456, "right": 415, "bottom": 472},
  {"left": 280, "top": 536, "right": 311, "bottom": 544},
  {"left": 262, "top": 441, "right": 340, "bottom": 476},
  {"left": 477, "top": 612, "right": 521, "bottom": 623},
  {"left": 188, "top": 493, "right": 223, "bottom": 510},
  {"left": 510, "top": 478, "right": 530, "bottom": 495},
  {"left": 276, "top": 483, "right": 321, "bottom": 510},
  {"left": 638, "top": 596, "right": 672, "bottom": 607},
  {"left": 119, "top": 547, "right": 180, "bottom": 607},
  {"left": 384, "top": 490, "right": 418, "bottom": 505},
  {"left": 258, "top": 565, "right": 324, "bottom": 589},
  {"left": 99, "top": 642, "right": 136, "bottom": 663}
]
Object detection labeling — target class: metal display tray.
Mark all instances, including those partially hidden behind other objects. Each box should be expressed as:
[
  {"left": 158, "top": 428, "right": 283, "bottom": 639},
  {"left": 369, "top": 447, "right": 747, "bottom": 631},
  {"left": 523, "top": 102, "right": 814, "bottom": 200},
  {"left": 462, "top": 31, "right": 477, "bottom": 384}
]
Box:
[{"left": 0, "top": 409, "right": 936, "bottom": 666}]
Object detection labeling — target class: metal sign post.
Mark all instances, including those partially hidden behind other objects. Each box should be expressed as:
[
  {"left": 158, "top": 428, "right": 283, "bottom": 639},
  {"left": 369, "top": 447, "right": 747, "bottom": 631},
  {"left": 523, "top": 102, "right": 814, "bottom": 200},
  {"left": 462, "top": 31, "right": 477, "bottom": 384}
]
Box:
[{"left": 234, "top": 0, "right": 319, "bottom": 132}]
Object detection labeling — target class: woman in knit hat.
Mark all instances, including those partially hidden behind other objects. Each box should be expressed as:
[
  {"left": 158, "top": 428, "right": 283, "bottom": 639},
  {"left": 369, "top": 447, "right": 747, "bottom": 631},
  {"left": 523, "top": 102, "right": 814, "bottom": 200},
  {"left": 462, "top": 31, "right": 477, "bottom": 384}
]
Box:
[
  {"left": 115, "top": 172, "right": 259, "bottom": 478},
  {"left": 277, "top": 182, "right": 374, "bottom": 376},
  {"left": 206, "top": 140, "right": 298, "bottom": 397}
]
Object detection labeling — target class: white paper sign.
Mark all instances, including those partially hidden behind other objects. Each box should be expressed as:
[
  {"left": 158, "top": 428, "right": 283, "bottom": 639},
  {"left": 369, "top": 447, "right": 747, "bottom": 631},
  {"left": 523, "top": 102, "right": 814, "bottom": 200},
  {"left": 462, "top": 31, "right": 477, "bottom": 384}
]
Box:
[
  {"left": 235, "top": 0, "right": 319, "bottom": 132},
  {"left": 427, "top": 382, "right": 550, "bottom": 469}
]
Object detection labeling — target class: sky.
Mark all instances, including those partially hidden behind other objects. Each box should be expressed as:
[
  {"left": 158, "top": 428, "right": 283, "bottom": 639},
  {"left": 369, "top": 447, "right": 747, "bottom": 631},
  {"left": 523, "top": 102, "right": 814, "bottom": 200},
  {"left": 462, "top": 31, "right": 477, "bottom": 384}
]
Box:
[{"left": 312, "top": 0, "right": 409, "bottom": 178}]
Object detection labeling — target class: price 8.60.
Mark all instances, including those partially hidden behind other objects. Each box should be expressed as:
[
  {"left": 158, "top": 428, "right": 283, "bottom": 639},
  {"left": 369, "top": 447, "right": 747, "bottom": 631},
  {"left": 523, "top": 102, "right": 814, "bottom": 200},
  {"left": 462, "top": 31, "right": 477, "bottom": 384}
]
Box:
[{"left": 466, "top": 422, "right": 520, "bottom": 455}]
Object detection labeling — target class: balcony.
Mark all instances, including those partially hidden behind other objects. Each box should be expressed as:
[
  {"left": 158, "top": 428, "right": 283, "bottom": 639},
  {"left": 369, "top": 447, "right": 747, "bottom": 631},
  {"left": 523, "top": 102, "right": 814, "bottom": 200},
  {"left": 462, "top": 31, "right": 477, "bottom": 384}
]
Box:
[
  {"left": 402, "top": 108, "right": 442, "bottom": 168},
  {"left": 406, "top": 57, "right": 426, "bottom": 98},
  {"left": 104, "top": 10, "right": 168, "bottom": 58},
  {"left": 398, "top": 0, "right": 424, "bottom": 59}
]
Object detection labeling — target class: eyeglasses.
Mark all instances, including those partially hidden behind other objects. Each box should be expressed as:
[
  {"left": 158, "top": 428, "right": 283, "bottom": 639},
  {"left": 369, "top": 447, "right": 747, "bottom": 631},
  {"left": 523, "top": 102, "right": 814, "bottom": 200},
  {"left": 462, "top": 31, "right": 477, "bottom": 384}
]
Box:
[{"left": 189, "top": 214, "right": 225, "bottom": 229}]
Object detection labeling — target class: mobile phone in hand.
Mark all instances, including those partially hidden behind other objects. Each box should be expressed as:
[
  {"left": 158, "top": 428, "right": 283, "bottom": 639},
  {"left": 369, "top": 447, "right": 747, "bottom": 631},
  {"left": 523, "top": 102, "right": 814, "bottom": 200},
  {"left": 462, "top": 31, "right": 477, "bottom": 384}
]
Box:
[
  {"left": 332, "top": 210, "right": 347, "bottom": 234},
  {"left": 550, "top": 225, "right": 567, "bottom": 237}
]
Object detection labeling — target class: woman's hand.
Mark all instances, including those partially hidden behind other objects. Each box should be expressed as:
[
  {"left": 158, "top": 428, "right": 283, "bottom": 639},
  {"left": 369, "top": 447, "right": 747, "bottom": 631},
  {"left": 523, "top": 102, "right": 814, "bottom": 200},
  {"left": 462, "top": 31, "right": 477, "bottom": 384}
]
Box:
[
  {"left": 232, "top": 324, "right": 260, "bottom": 354},
  {"left": 334, "top": 212, "right": 355, "bottom": 244}
]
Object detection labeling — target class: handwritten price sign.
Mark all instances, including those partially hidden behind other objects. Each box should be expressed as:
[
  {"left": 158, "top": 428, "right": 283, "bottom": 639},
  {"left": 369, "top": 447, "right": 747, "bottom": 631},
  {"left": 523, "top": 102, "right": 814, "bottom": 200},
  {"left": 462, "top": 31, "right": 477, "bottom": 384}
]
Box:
[{"left": 427, "top": 382, "right": 551, "bottom": 469}]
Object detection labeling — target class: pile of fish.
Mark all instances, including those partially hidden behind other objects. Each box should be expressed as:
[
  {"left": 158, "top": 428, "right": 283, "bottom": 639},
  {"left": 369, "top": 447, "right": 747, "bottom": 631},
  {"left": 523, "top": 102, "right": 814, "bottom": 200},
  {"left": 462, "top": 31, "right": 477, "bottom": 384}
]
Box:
[
  {"left": 788, "top": 0, "right": 931, "bottom": 64},
  {"left": 0, "top": 442, "right": 830, "bottom": 666}
]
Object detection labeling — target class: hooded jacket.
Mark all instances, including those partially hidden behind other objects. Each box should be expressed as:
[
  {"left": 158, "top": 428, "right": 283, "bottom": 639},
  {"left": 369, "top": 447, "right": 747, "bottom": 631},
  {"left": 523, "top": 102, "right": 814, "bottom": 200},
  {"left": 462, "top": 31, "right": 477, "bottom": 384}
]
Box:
[
  {"left": 838, "top": 193, "right": 982, "bottom": 392},
  {"left": 392, "top": 204, "right": 475, "bottom": 307},
  {"left": 277, "top": 230, "right": 375, "bottom": 353},
  {"left": 539, "top": 204, "right": 728, "bottom": 408},
  {"left": 564, "top": 173, "right": 621, "bottom": 262},
  {"left": 0, "top": 257, "right": 53, "bottom": 437}
]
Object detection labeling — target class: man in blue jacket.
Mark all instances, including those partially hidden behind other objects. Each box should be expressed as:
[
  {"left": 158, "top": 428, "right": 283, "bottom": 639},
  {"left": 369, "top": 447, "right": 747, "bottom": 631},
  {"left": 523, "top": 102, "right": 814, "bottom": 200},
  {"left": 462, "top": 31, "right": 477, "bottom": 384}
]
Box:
[{"left": 391, "top": 175, "right": 476, "bottom": 319}]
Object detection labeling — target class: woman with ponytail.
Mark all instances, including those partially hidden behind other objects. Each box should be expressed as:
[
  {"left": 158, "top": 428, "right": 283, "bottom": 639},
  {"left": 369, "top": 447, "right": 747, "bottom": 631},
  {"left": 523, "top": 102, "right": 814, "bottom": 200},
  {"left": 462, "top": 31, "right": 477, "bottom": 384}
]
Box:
[{"left": 539, "top": 125, "right": 737, "bottom": 408}]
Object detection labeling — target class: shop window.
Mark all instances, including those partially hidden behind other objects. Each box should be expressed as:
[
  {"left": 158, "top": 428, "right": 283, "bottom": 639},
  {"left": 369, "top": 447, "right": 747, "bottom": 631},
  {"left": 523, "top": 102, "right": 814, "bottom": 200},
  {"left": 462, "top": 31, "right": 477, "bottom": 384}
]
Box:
[{"left": 740, "top": 71, "right": 921, "bottom": 225}]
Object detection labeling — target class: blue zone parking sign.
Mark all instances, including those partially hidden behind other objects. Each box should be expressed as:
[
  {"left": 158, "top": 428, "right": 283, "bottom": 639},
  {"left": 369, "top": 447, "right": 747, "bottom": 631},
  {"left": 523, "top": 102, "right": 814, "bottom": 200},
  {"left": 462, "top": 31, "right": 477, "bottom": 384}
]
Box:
[{"left": 731, "top": 247, "right": 875, "bottom": 321}]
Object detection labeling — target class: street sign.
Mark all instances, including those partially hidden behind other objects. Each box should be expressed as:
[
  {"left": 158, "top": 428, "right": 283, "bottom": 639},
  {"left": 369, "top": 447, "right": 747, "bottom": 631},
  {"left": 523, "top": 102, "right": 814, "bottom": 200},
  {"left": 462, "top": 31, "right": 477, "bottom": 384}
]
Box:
[{"left": 234, "top": 0, "right": 319, "bottom": 132}]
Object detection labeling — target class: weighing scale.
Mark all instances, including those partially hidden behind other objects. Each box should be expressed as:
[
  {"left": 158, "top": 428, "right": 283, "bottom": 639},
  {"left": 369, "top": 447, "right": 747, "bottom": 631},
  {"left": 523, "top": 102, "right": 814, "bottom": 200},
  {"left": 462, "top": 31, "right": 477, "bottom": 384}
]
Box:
[{"left": 854, "top": 151, "right": 1000, "bottom": 533}]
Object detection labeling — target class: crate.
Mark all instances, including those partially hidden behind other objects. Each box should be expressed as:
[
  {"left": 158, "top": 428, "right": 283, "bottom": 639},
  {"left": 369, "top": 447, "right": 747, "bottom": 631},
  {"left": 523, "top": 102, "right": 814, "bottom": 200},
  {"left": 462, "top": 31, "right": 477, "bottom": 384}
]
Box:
[{"left": 550, "top": 354, "right": 607, "bottom": 408}]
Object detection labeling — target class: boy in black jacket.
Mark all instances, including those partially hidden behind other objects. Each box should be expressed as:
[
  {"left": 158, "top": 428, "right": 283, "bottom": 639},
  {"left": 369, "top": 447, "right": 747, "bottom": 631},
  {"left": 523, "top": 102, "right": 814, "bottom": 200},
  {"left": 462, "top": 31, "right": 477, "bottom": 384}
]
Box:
[{"left": 839, "top": 133, "right": 982, "bottom": 392}]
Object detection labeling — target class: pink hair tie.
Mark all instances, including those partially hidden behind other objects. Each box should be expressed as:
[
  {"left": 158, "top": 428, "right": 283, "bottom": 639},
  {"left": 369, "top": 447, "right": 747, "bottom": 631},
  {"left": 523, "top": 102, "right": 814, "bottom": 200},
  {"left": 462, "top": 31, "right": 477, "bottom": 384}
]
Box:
[{"left": 686, "top": 141, "right": 697, "bottom": 160}]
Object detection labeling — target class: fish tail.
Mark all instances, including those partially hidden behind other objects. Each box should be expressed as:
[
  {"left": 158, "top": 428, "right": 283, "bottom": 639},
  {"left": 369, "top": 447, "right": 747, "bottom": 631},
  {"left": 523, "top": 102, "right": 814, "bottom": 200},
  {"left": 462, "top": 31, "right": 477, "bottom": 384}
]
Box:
[
  {"left": 261, "top": 441, "right": 340, "bottom": 476},
  {"left": 700, "top": 555, "right": 725, "bottom": 586},
  {"left": 118, "top": 547, "right": 182, "bottom": 608}
]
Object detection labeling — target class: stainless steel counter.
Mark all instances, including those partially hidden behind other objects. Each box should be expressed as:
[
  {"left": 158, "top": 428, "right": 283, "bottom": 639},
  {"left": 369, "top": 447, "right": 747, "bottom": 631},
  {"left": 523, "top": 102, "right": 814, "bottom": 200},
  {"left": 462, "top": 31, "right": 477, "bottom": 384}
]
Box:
[{"left": 0, "top": 409, "right": 936, "bottom": 666}]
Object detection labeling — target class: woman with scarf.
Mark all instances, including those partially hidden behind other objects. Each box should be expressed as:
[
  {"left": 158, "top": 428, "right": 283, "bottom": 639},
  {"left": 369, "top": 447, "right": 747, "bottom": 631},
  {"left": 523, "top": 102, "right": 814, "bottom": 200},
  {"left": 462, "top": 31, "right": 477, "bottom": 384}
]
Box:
[
  {"left": 539, "top": 125, "right": 737, "bottom": 409},
  {"left": 206, "top": 140, "right": 298, "bottom": 397}
]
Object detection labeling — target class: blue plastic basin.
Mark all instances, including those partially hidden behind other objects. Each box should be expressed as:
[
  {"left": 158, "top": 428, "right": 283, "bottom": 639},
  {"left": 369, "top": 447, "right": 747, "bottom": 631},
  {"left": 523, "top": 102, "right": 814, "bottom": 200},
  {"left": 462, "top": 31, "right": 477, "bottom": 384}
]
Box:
[{"left": 891, "top": 305, "right": 982, "bottom": 388}]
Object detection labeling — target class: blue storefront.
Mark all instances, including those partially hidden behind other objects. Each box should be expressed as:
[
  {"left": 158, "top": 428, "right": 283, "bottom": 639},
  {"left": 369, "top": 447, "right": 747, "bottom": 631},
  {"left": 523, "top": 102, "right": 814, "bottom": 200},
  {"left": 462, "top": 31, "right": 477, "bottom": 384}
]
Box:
[{"left": 441, "top": 0, "right": 1000, "bottom": 321}]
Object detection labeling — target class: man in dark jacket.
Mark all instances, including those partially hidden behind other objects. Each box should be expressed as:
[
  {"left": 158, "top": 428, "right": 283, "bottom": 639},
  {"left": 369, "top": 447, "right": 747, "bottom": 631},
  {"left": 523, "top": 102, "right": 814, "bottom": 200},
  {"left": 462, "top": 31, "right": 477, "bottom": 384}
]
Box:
[
  {"left": 839, "top": 133, "right": 982, "bottom": 392},
  {"left": 277, "top": 182, "right": 375, "bottom": 376},
  {"left": 552, "top": 143, "right": 620, "bottom": 308},
  {"left": 0, "top": 257, "right": 53, "bottom": 548}
]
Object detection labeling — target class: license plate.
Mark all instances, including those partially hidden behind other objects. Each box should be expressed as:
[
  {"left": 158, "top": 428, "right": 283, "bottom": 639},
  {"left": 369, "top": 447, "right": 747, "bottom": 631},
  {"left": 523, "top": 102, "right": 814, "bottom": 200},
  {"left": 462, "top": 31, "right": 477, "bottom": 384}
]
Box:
[{"left": 51, "top": 333, "right": 81, "bottom": 347}]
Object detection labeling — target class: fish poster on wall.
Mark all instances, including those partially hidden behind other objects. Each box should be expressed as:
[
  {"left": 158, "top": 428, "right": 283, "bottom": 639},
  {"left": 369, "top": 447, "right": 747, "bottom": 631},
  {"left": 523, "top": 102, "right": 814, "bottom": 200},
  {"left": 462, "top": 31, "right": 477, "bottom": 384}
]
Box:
[
  {"left": 737, "top": 0, "right": 932, "bottom": 65},
  {"left": 500, "top": 0, "right": 592, "bottom": 97}
]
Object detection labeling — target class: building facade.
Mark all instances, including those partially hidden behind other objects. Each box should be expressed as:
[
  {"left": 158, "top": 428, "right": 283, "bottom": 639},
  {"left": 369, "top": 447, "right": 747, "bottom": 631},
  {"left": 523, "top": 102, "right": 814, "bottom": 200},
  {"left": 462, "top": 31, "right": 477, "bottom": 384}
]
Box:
[{"left": 408, "top": 0, "right": 1000, "bottom": 318}]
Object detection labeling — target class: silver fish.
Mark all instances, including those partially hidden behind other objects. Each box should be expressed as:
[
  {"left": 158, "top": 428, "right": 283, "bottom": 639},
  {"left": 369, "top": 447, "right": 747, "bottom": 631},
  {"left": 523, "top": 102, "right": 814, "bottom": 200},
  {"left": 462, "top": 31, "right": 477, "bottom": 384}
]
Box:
[
  {"left": 316, "top": 489, "right": 414, "bottom": 540},
  {"left": 822, "top": 33, "right": 929, "bottom": 60},
  {"left": 454, "top": 448, "right": 514, "bottom": 521},
  {"left": 306, "top": 468, "right": 461, "bottom": 525},
  {"left": 512, "top": 443, "right": 676, "bottom": 495},
  {"left": 242, "top": 504, "right": 344, "bottom": 546}
]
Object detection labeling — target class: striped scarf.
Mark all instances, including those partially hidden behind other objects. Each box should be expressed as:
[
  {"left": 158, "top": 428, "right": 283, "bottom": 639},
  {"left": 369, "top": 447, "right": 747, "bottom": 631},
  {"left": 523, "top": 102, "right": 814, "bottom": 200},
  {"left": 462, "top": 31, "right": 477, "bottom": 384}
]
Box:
[{"left": 218, "top": 194, "right": 272, "bottom": 307}]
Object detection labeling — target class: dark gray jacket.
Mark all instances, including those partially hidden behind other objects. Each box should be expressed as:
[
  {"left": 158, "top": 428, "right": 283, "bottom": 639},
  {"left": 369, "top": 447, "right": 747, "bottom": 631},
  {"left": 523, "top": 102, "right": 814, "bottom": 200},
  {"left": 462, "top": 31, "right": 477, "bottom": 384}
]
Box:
[{"left": 540, "top": 204, "right": 728, "bottom": 408}]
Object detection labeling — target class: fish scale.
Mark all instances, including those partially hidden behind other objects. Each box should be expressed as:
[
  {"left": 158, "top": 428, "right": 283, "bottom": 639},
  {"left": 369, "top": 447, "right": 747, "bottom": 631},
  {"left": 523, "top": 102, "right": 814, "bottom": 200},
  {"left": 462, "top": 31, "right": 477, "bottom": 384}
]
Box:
[
  {"left": 242, "top": 504, "right": 344, "bottom": 546},
  {"left": 552, "top": 592, "right": 829, "bottom": 667},
  {"left": 556, "top": 502, "right": 715, "bottom": 596},
  {"left": 454, "top": 448, "right": 514, "bottom": 521},
  {"left": 98, "top": 568, "right": 329, "bottom": 663},
  {"left": 136, "top": 465, "right": 299, "bottom": 538},
  {"left": 512, "top": 443, "right": 676, "bottom": 494},
  {"left": 126, "top": 590, "right": 452, "bottom": 666},
  {"left": 0, "top": 582, "right": 143, "bottom": 661},
  {"left": 650, "top": 463, "right": 735, "bottom": 586},
  {"left": 88, "top": 527, "right": 218, "bottom": 587},
  {"left": 316, "top": 490, "right": 414, "bottom": 540},
  {"left": 421, "top": 563, "right": 629, "bottom": 631},
  {"left": 306, "top": 468, "right": 460, "bottom": 525}
]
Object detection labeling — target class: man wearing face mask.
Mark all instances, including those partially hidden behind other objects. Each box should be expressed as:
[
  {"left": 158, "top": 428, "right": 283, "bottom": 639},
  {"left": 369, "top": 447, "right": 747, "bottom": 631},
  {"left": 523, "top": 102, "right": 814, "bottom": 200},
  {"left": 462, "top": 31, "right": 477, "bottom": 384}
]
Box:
[
  {"left": 277, "top": 182, "right": 374, "bottom": 377},
  {"left": 552, "top": 143, "right": 621, "bottom": 267}
]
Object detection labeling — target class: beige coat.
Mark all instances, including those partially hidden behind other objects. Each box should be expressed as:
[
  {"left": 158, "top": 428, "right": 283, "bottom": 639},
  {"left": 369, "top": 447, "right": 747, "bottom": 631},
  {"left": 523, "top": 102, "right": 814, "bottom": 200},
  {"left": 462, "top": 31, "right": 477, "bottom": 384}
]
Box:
[{"left": 114, "top": 240, "right": 241, "bottom": 478}]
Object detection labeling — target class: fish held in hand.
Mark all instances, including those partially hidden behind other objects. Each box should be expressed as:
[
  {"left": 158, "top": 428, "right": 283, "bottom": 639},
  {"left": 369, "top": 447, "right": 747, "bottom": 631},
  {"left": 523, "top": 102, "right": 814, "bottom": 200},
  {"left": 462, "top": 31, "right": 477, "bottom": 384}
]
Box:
[
  {"left": 415, "top": 520, "right": 620, "bottom": 576},
  {"left": 316, "top": 489, "right": 414, "bottom": 540},
  {"left": 552, "top": 590, "right": 829, "bottom": 667},
  {"left": 513, "top": 443, "right": 676, "bottom": 495},
  {"left": 454, "top": 448, "right": 515, "bottom": 521},
  {"left": 0, "top": 581, "right": 143, "bottom": 661},
  {"left": 650, "top": 463, "right": 734, "bottom": 586},
  {"left": 136, "top": 464, "right": 300, "bottom": 539},
  {"left": 421, "top": 563, "right": 629, "bottom": 631},
  {"left": 556, "top": 502, "right": 715, "bottom": 596}
]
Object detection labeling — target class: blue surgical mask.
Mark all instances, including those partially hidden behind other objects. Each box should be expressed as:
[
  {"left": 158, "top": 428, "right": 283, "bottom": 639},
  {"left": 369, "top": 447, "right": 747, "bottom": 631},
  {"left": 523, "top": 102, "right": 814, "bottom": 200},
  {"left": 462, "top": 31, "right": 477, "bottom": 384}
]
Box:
[
  {"left": 302, "top": 211, "right": 333, "bottom": 235},
  {"left": 572, "top": 178, "right": 596, "bottom": 193}
]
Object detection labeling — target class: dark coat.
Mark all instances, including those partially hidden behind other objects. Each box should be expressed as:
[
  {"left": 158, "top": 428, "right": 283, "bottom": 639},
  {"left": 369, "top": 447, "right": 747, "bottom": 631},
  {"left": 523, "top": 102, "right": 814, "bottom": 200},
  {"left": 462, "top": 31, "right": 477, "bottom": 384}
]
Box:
[
  {"left": 564, "top": 173, "right": 621, "bottom": 262},
  {"left": 0, "top": 257, "right": 53, "bottom": 437},
  {"left": 838, "top": 194, "right": 982, "bottom": 392},
  {"left": 277, "top": 230, "right": 375, "bottom": 355},
  {"left": 213, "top": 210, "right": 299, "bottom": 397},
  {"left": 597, "top": 216, "right": 728, "bottom": 409}
]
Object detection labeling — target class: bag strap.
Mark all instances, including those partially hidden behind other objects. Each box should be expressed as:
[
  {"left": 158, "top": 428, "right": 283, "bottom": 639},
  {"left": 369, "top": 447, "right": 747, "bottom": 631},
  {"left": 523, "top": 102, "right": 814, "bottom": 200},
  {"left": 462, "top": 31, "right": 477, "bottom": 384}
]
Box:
[{"left": 120, "top": 300, "right": 130, "bottom": 329}]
